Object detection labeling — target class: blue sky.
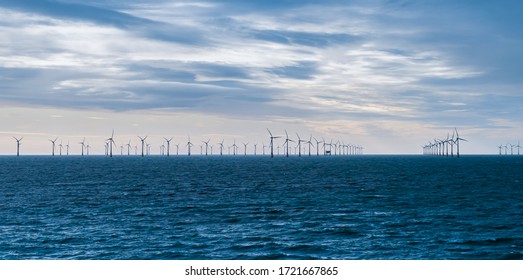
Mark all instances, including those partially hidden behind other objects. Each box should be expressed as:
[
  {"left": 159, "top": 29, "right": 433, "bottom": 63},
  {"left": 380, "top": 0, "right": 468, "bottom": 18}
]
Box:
[{"left": 1, "top": 0, "right": 522, "bottom": 154}]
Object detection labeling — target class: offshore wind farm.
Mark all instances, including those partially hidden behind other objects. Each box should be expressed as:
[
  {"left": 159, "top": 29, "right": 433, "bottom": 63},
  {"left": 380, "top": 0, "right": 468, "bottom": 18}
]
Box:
[{"left": 1, "top": 0, "right": 523, "bottom": 264}]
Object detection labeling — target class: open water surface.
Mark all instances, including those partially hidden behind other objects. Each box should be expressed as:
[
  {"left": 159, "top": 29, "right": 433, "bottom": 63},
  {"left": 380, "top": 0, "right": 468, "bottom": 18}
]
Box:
[{"left": 0, "top": 155, "right": 522, "bottom": 259}]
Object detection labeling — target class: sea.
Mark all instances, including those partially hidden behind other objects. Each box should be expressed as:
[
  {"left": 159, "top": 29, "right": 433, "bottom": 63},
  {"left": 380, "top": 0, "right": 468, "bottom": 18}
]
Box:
[{"left": 0, "top": 155, "right": 521, "bottom": 260}]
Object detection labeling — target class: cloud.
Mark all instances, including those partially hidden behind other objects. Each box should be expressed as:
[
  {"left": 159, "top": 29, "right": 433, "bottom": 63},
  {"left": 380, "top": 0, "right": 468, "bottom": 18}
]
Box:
[
  {"left": 0, "top": 0, "right": 205, "bottom": 44},
  {"left": 0, "top": 0, "right": 522, "bottom": 142}
]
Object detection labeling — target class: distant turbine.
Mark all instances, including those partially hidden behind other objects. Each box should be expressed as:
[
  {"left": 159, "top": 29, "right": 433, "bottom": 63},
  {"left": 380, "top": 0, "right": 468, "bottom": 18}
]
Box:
[
  {"left": 58, "top": 141, "right": 63, "bottom": 156},
  {"left": 454, "top": 128, "right": 467, "bottom": 158},
  {"left": 13, "top": 137, "right": 22, "bottom": 157},
  {"left": 138, "top": 136, "right": 147, "bottom": 157},
  {"left": 86, "top": 144, "right": 90, "bottom": 155},
  {"left": 66, "top": 141, "right": 70, "bottom": 156},
  {"left": 283, "top": 130, "right": 294, "bottom": 157},
  {"left": 254, "top": 143, "right": 257, "bottom": 156},
  {"left": 164, "top": 137, "right": 173, "bottom": 156},
  {"left": 203, "top": 138, "right": 211, "bottom": 156},
  {"left": 262, "top": 142, "right": 266, "bottom": 156},
  {"left": 510, "top": 143, "right": 516, "bottom": 155},
  {"left": 79, "top": 137, "right": 86, "bottom": 156},
  {"left": 498, "top": 144, "right": 503, "bottom": 155},
  {"left": 187, "top": 136, "right": 193, "bottom": 156},
  {"left": 49, "top": 138, "right": 58, "bottom": 156},
  {"left": 307, "top": 135, "right": 314, "bottom": 156},
  {"left": 313, "top": 137, "right": 323, "bottom": 156},
  {"left": 232, "top": 140, "right": 238, "bottom": 155},
  {"left": 296, "top": 133, "right": 306, "bottom": 157},
  {"left": 516, "top": 141, "right": 521, "bottom": 155},
  {"left": 218, "top": 140, "right": 224, "bottom": 156},
  {"left": 126, "top": 140, "right": 131, "bottom": 156},
  {"left": 106, "top": 130, "right": 115, "bottom": 157},
  {"left": 242, "top": 142, "right": 248, "bottom": 155},
  {"left": 267, "top": 128, "right": 281, "bottom": 158},
  {"left": 175, "top": 144, "right": 179, "bottom": 155}
]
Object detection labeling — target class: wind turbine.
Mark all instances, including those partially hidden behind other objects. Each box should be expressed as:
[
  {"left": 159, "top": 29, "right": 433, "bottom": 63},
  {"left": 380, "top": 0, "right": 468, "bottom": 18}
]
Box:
[
  {"left": 218, "top": 140, "right": 224, "bottom": 156},
  {"left": 175, "top": 144, "right": 179, "bottom": 155},
  {"left": 79, "top": 137, "right": 86, "bottom": 156},
  {"left": 262, "top": 142, "right": 266, "bottom": 156},
  {"left": 253, "top": 143, "right": 257, "bottom": 155},
  {"left": 283, "top": 130, "right": 294, "bottom": 157},
  {"left": 86, "top": 144, "right": 90, "bottom": 155},
  {"left": 516, "top": 141, "right": 521, "bottom": 155},
  {"left": 313, "top": 137, "right": 322, "bottom": 156},
  {"left": 58, "top": 141, "right": 63, "bottom": 156},
  {"left": 232, "top": 140, "right": 238, "bottom": 155},
  {"left": 242, "top": 142, "right": 248, "bottom": 155},
  {"left": 296, "top": 133, "right": 306, "bottom": 157},
  {"left": 66, "top": 141, "right": 70, "bottom": 156},
  {"left": 510, "top": 143, "right": 516, "bottom": 155},
  {"left": 454, "top": 128, "right": 467, "bottom": 158},
  {"left": 49, "top": 138, "right": 58, "bottom": 156},
  {"left": 187, "top": 136, "right": 193, "bottom": 156},
  {"left": 267, "top": 128, "right": 281, "bottom": 158},
  {"left": 164, "top": 137, "right": 173, "bottom": 156},
  {"left": 126, "top": 140, "right": 131, "bottom": 156},
  {"left": 138, "top": 136, "right": 147, "bottom": 157},
  {"left": 203, "top": 138, "right": 211, "bottom": 156},
  {"left": 106, "top": 130, "right": 115, "bottom": 157},
  {"left": 13, "top": 137, "right": 22, "bottom": 157}
]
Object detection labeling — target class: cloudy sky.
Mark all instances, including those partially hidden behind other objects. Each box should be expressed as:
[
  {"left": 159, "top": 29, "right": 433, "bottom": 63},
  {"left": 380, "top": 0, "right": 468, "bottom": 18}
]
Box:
[{"left": 1, "top": 0, "right": 522, "bottom": 155}]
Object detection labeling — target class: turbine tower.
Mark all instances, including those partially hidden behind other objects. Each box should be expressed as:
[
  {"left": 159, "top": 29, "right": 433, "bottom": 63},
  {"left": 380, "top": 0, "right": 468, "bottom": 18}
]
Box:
[
  {"left": 296, "top": 133, "right": 306, "bottom": 157},
  {"left": 454, "top": 128, "right": 467, "bottom": 158},
  {"left": 49, "top": 138, "right": 58, "bottom": 156},
  {"left": 283, "top": 130, "right": 294, "bottom": 157},
  {"left": 126, "top": 140, "right": 132, "bottom": 156},
  {"left": 203, "top": 138, "right": 211, "bottom": 156},
  {"left": 106, "top": 130, "right": 115, "bottom": 157},
  {"left": 242, "top": 142, "right": 248, "bottom": 155},
  {"left": 13, "top": 137, "right": 22, "bottom": 157},
  {"left": 187, "top": 136, "right": 193, "bottom": 156},
  {"left": 313, "top": 137, "right": 323, "bottom": 156},
  {"left": 79, "top": 137, "right": 86, "bottom": 156},
  {"left": 307, "top": 136, "right": 314, "bottom": 156},
  {"left": 164, "top": 137, "right": 173, "bottom": 157},
  {"left": 138, "top": 136, "right": 147, "bottom": 157},
  {"left": 218, "top": 140, "right": 224, "bottom": 156},
  {"left": 267, "top": 128, "right": 281, "bottom": 158}
]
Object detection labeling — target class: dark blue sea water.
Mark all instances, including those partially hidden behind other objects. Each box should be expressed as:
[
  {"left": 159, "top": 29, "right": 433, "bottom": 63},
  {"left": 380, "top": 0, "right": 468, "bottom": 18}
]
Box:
[{"left": 0, "top": 155, "right": 522, "bottom": 260}]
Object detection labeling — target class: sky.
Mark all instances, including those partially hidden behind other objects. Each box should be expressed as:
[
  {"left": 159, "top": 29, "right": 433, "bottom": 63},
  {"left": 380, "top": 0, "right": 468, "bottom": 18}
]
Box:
[{"left": 1, "top": 0, "right": 522, "bottom": 155}]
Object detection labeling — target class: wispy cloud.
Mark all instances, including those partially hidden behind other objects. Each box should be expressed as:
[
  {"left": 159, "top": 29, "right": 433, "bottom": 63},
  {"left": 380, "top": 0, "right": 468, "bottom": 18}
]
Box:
[{"left": 1, "top": 0, "right": 522, "bottom": 154}]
